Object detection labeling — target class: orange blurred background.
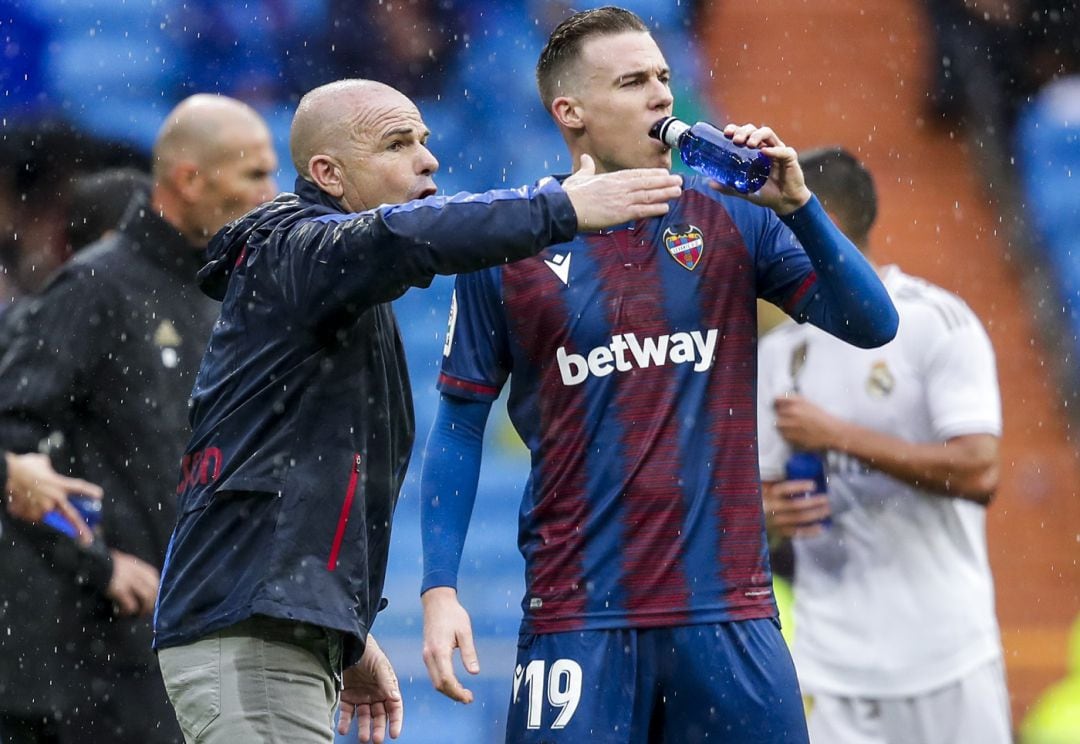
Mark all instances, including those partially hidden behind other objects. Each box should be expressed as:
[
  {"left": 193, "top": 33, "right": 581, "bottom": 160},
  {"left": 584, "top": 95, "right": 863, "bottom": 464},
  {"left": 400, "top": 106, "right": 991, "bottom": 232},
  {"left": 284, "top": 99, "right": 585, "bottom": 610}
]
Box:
[{"left": 704, "top": 0, "right": 1080, "bottom": 722}]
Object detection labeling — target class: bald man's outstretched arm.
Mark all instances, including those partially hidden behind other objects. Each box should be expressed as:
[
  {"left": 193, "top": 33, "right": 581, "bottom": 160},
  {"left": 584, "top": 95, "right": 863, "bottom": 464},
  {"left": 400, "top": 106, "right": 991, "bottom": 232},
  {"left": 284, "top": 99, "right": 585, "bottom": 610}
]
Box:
[{"left": 202, "top": 171, "right": 678, "bottom": 334}]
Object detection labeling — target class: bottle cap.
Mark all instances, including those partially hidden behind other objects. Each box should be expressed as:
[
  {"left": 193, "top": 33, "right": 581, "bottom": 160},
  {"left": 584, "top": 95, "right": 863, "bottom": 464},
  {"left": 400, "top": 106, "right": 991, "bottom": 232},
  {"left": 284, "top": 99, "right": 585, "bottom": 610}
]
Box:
[{"left": 648, "top": 117, "right": 690, "bottom": 148}]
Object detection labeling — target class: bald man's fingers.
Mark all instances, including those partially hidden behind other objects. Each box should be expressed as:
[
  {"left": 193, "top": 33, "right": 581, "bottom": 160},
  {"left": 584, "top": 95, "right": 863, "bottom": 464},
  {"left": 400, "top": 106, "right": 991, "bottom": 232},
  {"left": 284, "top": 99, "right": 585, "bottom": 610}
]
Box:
[{"left": 564, "top": 168, "right": 682, "bottom": 231}]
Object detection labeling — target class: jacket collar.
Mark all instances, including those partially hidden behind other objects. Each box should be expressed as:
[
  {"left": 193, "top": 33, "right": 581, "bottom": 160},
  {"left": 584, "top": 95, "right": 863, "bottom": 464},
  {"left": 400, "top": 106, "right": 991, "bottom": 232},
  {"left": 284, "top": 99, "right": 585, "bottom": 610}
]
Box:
[
  {"left": 295, "top": 176, "right": 348, "bottom": 213},
  {"left": 118, "top": 195, "right": 207, "bottom": 282}
]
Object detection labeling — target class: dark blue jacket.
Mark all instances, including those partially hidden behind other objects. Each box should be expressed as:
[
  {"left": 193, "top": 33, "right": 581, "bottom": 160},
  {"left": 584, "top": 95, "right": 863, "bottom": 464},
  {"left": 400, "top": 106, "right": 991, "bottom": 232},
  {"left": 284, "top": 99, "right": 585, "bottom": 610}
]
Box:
[{"left": 154, "top": 177, "right": 577, "bottom": 667}]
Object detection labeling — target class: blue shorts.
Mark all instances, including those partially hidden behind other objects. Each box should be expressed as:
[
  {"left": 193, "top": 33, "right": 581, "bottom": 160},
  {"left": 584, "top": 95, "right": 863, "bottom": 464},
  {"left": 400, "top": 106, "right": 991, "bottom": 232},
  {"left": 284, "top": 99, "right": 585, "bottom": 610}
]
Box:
[{"left": 505, "top": 618, "right": 808, "bottom": 744}]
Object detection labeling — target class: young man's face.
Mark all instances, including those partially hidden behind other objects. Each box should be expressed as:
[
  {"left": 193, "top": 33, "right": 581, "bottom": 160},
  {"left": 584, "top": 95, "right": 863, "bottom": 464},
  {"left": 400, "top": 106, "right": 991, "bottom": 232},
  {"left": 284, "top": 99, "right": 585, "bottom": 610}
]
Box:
[
  {"left": 574, "top": 31, "right": 674, "bottom": 174},
  {"left": 337, "top": 93, "right": 439, "bottom": 213}
]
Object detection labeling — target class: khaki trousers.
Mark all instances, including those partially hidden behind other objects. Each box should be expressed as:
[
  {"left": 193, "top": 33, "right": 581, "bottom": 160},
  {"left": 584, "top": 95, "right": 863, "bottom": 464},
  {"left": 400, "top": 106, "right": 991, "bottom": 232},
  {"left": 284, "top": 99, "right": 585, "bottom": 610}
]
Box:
[{"left": 158, "top": 616, "right": 342, "bottom": 744}]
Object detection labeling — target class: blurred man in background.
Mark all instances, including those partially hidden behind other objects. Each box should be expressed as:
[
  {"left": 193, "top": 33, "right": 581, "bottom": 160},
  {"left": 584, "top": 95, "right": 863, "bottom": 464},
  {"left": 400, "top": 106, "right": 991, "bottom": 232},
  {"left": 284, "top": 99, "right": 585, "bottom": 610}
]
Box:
[
  {"left": 0, "top": 124, "right": 147, "bottom": 307},
  {"left": 0, "top": 170, "right": 147, "bottom": 543},
  {"left": 757, "top": 147, "right": 1010, "bottom": 744},
  {"left": 65, "top": 168, "right": 153, "bottom": 253},
  {"left": 0, "top": 94, "right": 276, "bottom": 744}
]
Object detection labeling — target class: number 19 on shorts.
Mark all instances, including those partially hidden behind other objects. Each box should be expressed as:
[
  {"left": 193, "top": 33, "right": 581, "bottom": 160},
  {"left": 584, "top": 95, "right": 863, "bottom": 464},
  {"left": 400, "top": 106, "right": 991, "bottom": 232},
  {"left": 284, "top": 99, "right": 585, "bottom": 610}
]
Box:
[{"left": 512, "top": 659, "right": 583, "bottom": 730}]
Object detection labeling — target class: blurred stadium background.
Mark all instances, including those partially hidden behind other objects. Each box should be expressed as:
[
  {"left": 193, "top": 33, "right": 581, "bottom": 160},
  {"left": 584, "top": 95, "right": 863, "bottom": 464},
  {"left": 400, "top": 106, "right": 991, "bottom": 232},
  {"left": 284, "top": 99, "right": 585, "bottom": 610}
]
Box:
[{"left": 1, "top": 0, "right": 1078, "bottom": 742}]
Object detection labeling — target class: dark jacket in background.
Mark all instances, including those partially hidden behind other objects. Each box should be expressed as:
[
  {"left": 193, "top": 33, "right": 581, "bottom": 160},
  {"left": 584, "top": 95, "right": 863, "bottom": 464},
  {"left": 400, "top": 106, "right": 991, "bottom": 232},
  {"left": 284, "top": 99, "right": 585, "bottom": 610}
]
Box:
[
  {"left": 0, "top": 198, "right": 216, "bottom": 734},
  {"left": 155, "top": 177, "right": 577, "bottom": 668}
]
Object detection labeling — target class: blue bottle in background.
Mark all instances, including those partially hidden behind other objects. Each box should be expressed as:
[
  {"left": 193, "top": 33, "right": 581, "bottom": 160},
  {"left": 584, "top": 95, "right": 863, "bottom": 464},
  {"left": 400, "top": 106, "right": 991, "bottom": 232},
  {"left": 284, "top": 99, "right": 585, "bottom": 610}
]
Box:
[
  {"left": 649, "top": 116, "right": 772, "bottom": 194},
  {"left": 784, "top": 451, "right": 831, "bottom": 526},
  {"left": 42, "top": 494, "right": 103, "bottom": 539}
]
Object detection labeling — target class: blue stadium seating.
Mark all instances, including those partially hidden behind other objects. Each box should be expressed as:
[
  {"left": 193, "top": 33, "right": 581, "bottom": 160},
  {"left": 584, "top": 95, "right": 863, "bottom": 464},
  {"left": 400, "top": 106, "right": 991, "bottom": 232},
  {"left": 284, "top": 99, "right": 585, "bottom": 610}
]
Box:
[
  {"left": 1015, "top": 76, "right": 1080, "bottom": 387},
  {"left": 25, "top": 0, "right": 177, "bottom": 28}
]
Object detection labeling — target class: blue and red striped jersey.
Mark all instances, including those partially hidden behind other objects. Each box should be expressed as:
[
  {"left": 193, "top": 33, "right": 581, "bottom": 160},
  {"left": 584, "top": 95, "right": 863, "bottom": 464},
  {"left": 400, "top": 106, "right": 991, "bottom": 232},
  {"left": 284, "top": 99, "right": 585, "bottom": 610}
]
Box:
[{"left": 438, "top": 177, "right": 817, "bottom": 633}]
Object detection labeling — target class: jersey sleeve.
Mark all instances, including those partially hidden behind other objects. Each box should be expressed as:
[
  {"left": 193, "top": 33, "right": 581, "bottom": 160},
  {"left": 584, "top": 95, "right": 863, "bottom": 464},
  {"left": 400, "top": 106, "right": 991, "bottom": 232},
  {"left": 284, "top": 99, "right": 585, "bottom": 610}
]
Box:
[
  {"left": 756, "top": 328, "right": 795, "bottom": 482},
  {"left": 715, "top": 192, "right": 817, "bottom": 313},
  {"left": 436, "top": 268, "right": 511, "bottom": 402},
  {"left": 922, "top": 310, "right": 1002, "bottom": 440},
  {"left": 754, "top": 211, "right": 819, "bottom": 315},
  {"left": 718, "top": 188, "right": 896, "bottom": 349}
]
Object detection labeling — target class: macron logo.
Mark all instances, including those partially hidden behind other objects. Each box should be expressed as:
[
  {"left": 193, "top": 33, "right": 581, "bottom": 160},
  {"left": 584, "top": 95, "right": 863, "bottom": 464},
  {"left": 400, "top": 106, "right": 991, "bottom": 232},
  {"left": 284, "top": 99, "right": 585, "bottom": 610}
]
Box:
[
  {"left": 544, "top": 253, "right": 571, "bottom": 285},
  {"left": 556, "top": 329, "right": 718, "bottom": 386}
]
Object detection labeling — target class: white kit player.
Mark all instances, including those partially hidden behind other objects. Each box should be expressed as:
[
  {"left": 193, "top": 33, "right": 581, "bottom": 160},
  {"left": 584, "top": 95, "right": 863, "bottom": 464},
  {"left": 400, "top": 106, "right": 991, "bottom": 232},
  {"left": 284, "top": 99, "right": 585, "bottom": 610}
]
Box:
[{"left": 756, "top": 147, "right": 1012, "bottom": 744}]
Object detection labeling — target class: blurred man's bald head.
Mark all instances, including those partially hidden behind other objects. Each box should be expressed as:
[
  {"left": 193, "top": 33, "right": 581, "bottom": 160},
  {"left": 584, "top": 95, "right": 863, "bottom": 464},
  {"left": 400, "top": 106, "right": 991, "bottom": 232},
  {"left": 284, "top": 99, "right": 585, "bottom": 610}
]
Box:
[
  {"left": 290, "top": 79, "right": 414, "bottom": 178},
  {"left": 153, "top": 94, "right": 270, "bottom": 181},
  {"left": 150, "top": 94, "right": 278, "bottom": 245}
]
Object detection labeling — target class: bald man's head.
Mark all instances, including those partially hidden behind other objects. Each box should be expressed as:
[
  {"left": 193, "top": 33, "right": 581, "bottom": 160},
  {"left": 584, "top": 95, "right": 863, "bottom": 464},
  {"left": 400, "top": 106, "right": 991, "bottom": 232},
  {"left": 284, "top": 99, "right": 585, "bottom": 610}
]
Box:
[
  {"left": 289, "top": 79, "right": 438, "bottom": 213},
  {"left": 290, "top": 79, "right": 409, "bottom": 178},
  {"left": 151, "top": 94, "right": 278, "bottom": 245}
]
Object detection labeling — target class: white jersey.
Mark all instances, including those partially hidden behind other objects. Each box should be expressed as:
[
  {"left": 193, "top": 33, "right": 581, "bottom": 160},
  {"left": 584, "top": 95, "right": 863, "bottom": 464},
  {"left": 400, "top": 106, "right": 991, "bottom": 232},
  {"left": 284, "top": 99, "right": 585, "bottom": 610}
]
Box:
[{"left": 757, "top": 265, "right": 1004, "bottom": 698}]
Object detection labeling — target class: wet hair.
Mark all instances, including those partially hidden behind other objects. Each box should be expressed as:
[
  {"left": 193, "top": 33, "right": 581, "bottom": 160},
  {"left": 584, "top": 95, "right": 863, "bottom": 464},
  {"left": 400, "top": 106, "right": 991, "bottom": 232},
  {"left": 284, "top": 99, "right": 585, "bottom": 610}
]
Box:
[
  {"left": 798, "top": 147, "right": 878, "bottom": 248},
  {"left": 536, "top": 6, "right": 649, "bottom": 110},
  {"left": 67, "top": 168, "right": 152, "bottom": 251}
]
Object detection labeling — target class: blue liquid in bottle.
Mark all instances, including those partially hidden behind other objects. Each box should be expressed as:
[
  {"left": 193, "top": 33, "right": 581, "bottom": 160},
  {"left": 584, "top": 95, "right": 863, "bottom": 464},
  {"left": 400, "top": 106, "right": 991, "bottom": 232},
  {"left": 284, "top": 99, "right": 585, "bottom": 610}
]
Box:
[
  {"left": 649, "top": 116, "right": 771, "bottom": 194},
  {"left": 784, "top": 451, "right": 831, "bottom": 527},
  {"left": 41, "top": 494, "right": 103, "bottom": 538}
]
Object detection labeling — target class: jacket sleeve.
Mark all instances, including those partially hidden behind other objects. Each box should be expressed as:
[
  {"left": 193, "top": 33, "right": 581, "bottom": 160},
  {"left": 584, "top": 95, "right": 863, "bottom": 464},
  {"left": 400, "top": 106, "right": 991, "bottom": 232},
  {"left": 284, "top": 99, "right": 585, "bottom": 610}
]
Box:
[{"left": 277, "top": 179, "right": 577, "bottom": 326}]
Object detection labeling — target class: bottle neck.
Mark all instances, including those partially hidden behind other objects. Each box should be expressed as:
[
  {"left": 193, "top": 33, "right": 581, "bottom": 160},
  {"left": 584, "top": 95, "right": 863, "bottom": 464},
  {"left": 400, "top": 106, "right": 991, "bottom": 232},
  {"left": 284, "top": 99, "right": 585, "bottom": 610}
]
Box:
[{"left": 659, "top": 119, "right": 691, "bottom": 147}]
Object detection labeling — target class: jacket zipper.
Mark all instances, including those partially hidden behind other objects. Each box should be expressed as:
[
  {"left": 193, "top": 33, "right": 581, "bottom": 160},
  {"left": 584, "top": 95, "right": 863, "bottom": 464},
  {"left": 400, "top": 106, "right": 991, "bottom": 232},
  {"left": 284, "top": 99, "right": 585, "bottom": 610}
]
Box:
[{"left": 327, "top": 453, "right": 361, "bottom": 571}]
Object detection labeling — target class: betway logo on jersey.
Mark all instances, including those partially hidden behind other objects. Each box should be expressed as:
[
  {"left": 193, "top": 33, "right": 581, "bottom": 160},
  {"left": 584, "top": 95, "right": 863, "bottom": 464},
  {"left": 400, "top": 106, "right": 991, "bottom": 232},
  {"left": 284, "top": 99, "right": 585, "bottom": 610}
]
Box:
[{"left": 556, "top": 329, "right": 718, "bottom": 386}]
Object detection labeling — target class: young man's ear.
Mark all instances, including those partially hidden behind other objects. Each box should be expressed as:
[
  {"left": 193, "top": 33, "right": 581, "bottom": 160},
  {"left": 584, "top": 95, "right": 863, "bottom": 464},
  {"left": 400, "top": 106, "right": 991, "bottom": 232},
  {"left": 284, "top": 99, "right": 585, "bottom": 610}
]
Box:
[
  {"left": 551, "top": 96, "right": 585, "bottom": 132},
  {"left": 308, "top": 155, "right": 344, "bottom": 198}
]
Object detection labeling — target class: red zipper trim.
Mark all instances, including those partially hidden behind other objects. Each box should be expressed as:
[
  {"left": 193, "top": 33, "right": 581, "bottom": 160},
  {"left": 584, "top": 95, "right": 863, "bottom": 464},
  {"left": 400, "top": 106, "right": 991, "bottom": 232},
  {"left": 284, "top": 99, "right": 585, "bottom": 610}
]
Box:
[{"left": 327, "top": 454, "right": 361, "bottom": 571}]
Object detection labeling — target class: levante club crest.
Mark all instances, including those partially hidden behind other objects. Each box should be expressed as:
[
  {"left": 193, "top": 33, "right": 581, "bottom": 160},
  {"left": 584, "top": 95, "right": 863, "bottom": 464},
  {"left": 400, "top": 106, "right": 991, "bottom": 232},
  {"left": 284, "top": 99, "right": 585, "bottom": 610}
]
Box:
[{"left": 663, "top": 224, "right": 704, "bottom": 270}]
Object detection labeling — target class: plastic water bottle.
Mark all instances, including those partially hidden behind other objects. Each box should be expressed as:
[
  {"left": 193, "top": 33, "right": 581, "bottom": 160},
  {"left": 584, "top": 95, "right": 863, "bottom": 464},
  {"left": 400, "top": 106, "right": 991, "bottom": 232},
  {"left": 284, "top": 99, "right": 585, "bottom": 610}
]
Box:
[
  {"left": 784, "top": 451, "right": 830, "bottom": 526},
  {"left": 649, "top": 116, "right": 772, "bottom": 194},
  {"left": 42, "top": 494, "right": 103, "bottom": 539}
]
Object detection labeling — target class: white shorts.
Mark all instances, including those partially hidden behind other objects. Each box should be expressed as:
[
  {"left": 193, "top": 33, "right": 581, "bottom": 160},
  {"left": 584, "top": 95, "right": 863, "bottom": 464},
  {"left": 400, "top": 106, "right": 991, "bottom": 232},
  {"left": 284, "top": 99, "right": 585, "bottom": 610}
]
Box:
[{"left": 803, "top": 657, "right": 1012, "bottom": 744}]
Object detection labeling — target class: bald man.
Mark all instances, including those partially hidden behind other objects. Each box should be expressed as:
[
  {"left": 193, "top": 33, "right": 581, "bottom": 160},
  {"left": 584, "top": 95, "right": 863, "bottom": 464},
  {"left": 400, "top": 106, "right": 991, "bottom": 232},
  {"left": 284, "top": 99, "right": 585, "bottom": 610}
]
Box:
[
  {"left": 152, "top": 78, "right": 681, "bottom": 744},
  {"left": 0, "top": 94, "right": 276, "bottom": 744}
]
